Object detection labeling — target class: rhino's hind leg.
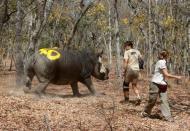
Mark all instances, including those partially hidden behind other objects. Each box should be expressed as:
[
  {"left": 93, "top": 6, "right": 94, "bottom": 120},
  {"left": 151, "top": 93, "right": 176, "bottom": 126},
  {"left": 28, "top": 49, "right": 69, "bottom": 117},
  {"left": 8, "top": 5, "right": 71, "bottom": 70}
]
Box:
[
  {"left": 34, "top": 80, "right": 50, "bottom": 96},
  {"left": 71, "top": 82, "right": 81, "bottom": 97},
  {"left": 23, "top": 72, "right": 34, "bottom": 93}
]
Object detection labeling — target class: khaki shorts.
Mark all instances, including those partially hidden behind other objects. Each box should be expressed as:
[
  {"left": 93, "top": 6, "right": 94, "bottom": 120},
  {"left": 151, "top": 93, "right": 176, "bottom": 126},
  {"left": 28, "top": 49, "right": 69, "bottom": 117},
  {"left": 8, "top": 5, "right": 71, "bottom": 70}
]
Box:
[{"left": 124, "top": 68, "right": 139, "bottom": 84}]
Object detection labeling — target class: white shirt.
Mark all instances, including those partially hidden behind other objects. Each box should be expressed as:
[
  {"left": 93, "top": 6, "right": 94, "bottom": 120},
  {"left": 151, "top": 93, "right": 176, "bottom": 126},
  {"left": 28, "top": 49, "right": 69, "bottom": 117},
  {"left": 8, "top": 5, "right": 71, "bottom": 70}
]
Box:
[
  {"left": 124, "top": 49, "right": 141, "bottom": 71},
  {"left": 151, "top": 59, "right": 167, "bottom": 85}
]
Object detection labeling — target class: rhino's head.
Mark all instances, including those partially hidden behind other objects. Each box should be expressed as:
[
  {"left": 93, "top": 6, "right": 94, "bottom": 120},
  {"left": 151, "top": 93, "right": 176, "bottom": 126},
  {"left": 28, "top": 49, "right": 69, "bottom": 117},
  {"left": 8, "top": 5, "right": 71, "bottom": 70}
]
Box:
[{"left": 92, "top": 51, "right": 109, "bottom": 80}]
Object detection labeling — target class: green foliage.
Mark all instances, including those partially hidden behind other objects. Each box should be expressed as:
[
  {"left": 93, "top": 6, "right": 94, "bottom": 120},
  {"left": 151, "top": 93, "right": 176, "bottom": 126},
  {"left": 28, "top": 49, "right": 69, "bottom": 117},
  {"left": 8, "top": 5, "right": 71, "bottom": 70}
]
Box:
[
  {"left": 161, "top": 16, "right": 176, "bottom": 28},
  {"left": 122, "top": 18, "right": 129, "bottom": 25},
  {"left": 86, "top": 3, "right": 108, "bottom": 32}
]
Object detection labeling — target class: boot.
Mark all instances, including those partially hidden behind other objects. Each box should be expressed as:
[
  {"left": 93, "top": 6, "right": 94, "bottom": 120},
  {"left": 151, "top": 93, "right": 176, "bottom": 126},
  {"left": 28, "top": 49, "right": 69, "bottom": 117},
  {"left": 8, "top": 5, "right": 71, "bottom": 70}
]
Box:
[
  {"left": 120, "top": 97, "right": 129, "bottom": 104},
  {"left": 135, "top": 98, "right": 141, "bottom": 105}
]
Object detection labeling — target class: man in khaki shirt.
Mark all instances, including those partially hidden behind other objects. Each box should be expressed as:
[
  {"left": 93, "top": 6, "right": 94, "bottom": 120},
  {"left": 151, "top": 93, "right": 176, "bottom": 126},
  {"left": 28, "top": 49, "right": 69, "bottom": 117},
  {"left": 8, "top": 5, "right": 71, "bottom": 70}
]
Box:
[{"left": 120, "top": 41, "right": 143, "bottom": 105}]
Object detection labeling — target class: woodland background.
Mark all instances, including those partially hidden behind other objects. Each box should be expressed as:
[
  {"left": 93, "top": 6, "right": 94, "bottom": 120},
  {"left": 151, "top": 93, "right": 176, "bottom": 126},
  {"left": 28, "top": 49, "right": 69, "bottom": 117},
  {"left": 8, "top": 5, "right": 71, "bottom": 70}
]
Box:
[
  {"left": 0, "top": 0, "right": 190, "bottom": 84},
  {"left": 0, "top": 0, "right": 190, "bottom": 130}
]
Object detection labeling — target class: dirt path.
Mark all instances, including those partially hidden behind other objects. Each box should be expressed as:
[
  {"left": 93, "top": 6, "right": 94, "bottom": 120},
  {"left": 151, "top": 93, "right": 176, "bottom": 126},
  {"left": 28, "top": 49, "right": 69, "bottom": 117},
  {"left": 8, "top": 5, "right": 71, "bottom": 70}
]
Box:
[{"left": 0, "top": 70, "right": 189, "bottom": 130}]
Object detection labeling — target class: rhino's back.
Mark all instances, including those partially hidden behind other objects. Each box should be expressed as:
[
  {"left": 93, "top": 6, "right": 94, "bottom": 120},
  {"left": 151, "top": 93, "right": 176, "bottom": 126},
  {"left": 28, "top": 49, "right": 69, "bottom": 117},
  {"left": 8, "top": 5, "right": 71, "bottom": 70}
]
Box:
[
  {"left": 33, "top": 49, "right": 86, "bottom": 84},
  {"left": 53, "top": 50, "right": 84, "bottom": 84}
]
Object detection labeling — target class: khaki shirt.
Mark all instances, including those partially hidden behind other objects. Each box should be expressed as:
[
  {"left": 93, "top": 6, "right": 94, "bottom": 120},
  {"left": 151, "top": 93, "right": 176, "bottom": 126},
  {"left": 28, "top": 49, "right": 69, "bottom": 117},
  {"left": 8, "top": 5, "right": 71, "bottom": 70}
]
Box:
[{"left": 124, "top": 49, "right": 141, "bottom": 71}]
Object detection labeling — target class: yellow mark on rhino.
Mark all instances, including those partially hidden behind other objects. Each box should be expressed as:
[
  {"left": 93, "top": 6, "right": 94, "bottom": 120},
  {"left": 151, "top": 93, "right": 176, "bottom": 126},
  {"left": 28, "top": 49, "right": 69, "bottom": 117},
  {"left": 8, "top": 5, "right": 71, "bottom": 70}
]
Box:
[{"left": 39, "top": 48, "right": 61, "bottom": 60}]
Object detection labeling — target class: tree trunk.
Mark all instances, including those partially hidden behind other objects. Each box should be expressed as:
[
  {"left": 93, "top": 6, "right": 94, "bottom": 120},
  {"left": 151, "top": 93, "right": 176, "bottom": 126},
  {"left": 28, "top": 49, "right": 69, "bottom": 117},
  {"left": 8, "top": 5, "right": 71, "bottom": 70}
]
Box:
[
  {"left": 107, "top": 0, "right": 112, "bottom": 68},
  {"left": 114, "top": 0, "right": 122, "bottom": 77},
  {"left": 148, "top": 0, "right": 153, "bottom": 75},
  {"left": 188, "top": 19, "right": 190, "bottom": 49},
  {"left": 15, "top": 0, "right": 24, "bottom": 87},
  {"left": 103, "top": 35, "right": 110, "bottom": 65}
]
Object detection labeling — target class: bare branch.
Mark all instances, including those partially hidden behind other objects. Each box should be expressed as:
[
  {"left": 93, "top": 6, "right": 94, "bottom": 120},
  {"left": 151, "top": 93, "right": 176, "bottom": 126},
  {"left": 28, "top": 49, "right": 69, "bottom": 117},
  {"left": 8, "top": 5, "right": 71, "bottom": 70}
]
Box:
[
  {"left": 66, "top": 2, "right": 94, "bottom": 47},
  {"left": 0, "top": 0, "right": 5, "bottom": 8}
]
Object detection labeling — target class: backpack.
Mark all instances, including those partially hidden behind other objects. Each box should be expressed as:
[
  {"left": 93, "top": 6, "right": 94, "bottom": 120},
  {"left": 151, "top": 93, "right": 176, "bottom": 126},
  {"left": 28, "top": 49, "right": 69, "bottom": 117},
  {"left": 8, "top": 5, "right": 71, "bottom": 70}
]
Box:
[{"left": 138, "top": 57, "right": 144, "bottom": 69}]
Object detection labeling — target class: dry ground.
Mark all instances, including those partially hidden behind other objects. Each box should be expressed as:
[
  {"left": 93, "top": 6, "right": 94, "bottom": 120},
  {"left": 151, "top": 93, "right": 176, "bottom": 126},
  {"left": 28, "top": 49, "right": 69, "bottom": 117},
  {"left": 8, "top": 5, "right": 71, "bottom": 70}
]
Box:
[{"left": 0, "top": 67, "right": 190, "bottom": 130}]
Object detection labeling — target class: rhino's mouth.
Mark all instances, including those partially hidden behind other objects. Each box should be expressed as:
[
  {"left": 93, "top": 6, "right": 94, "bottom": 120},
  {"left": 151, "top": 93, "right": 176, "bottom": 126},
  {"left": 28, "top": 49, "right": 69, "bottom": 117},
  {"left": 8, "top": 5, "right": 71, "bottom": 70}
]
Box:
[
  {"left": 103, "top": 75, "right": 109, "bottom": 80},
  {"left": 99, "top": 69, "right": 109, "bottom": 80}
]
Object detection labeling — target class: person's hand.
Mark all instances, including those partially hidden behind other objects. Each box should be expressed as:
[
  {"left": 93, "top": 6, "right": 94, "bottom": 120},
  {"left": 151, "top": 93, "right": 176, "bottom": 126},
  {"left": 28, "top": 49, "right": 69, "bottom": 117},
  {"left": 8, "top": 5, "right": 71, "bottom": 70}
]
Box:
[
  {"left": 176, "top": 76, "right": 182, "bottom": 80},
  {"left": 122, "top": 70, "right": 125, "bottom": 77},
  {"left": 122, "top": 69, "right": 126, "bottom": 77}
]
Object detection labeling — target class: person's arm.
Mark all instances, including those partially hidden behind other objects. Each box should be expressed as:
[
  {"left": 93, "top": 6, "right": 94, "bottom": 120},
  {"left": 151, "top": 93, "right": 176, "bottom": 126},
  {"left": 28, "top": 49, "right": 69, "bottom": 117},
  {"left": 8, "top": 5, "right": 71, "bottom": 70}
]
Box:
[
  {"left": 122, "top": 59, "right": 129, "bottom": 76},
  {"left": 123, "top": 58, "right": 128, "bottom": 69},
  {"left": 138, "top": 51, "right": 143, "bottom": 59},
  {"left": 123, "top": 51, "right": 129, "bottom": 75},
  {"left": 138, "top": 51, "right": 144, "bottom": 70},
  {"left": 161, "top": 68, "right": 181, "bottom": 80}
]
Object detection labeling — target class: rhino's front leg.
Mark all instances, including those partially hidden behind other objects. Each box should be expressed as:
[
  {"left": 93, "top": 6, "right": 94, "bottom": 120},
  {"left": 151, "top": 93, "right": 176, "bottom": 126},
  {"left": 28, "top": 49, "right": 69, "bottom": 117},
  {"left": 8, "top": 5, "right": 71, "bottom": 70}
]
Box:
[
  {"left": 71, "top": 82, "right": 81, "bottom": 97},
  {"left": 82, "top": 77, "right": 97, "bottom": 95}
]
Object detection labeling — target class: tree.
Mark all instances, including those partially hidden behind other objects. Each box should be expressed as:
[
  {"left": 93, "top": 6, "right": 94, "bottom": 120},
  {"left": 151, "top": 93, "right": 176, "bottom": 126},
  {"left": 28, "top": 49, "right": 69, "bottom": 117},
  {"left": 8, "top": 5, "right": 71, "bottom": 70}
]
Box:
[
  {"left": 114, "top": 0, "right": 121, "bottom": 77},
  {"left": 15, "top": 0, "right": 24, "bottom": 86},
  {"left": 1, "top": 0, "right": 189, "bottom": 81},
  {"left": 26, "top": 0, "right": 54, "bottom": 57}
]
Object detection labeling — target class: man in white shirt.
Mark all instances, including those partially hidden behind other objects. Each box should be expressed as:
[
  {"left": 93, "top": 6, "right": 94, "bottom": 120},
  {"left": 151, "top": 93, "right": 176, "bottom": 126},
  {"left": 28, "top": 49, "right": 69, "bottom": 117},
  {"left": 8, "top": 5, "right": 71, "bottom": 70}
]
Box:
[{"left": 120, "top": 41, "right": 143, "bottom": 105}]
